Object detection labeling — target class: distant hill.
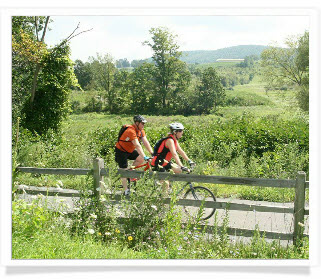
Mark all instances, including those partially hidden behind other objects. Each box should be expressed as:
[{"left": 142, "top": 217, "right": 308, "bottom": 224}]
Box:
[{"left": 180, "top": 45, "right": 269, "bottom": 64}]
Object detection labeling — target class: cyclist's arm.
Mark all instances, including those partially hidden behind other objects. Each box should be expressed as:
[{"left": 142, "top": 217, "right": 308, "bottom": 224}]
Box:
[
  {"left": 166, "top": 139, "right": 184, "bottom": 167},
  {"left": 132, "top": 138, "right": 146, "bottom": 158},
  {"left": 141, "top": 136, "right": 154, "bottom": 156},
  {"left": 176, "top": 142, "right": 191, "bottom": 162}
]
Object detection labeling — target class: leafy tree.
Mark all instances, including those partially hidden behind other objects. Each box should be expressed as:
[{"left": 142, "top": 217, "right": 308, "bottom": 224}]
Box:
[
  {"left": 12, "top": 16, "right": 49, "bottom": 124},
  {"left": 12, "top": 16, "right": 88, "bottom": 134},
  {"left": 260, "top": 32, "right": 309, "bottom": 111},
  {"left": 116, "top": 58, "right": 130, "bottom": 68},
  {"left": 89, "top": 53, "right": 117, "bottom": 113},
  {"left": 196, "top": 67, "right": 226, "bottom": 114},
  {"left": 112, "top": 70, "right": 132, "bottom": 113},
  {"left": 131, "top": 59, "right": 148, "bottom": 68},
  {"left": 22, "top": 44, "right": 78, "bottom": 133},
  {"left": 143, "top": 27, "right": 190, "bottom": 110},
  {"left": 130, "top": 63, "right": 157, "bottom": 114},
  {"left": 73, "top": 59, "right": 93, "bottom": 90}
]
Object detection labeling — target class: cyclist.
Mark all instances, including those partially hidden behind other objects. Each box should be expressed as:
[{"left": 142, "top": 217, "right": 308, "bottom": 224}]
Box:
[
  {"left": 115, "top": 115, "right": 153, "bottom": 195},
  {"left": 151, "top": 122, "right": 195, "bottom": 192}
]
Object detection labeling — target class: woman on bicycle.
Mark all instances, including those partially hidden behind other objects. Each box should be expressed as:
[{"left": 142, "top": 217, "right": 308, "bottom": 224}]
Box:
[{"left": 151, "top": 123, "right": 195, "bottom": 190}]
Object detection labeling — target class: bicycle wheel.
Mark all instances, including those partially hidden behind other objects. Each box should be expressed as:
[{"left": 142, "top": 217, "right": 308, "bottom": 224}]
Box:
[{"left": 183, "top": 185, "right": 216, "bottom": 220}]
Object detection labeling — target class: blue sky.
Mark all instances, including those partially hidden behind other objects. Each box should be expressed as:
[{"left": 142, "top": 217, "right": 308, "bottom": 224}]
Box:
[{"left": 42, "top": 15, "right": 310, "bottom": 62}]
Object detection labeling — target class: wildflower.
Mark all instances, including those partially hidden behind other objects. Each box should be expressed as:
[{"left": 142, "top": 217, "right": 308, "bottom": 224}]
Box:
[
  {"left": 105, "top": 232, "right": 111, "bottom": 236},
  {"left": 151, "top": 205, "right": 157, "bottom": 211},
  {"left": 252, "top": 252, "right": 257, "bottom": 256},
  {"left": 178, "top": 246, "right": 182, "bottom": 250},
  {"left": 128, "top": 236, "right": 133, "bottom": 241},
  {"left": 88, "top": 229, "right": 95, "bottom": 234},
  {"left": 98, "top": 232, "right": 102, "bottom": 236},
  {"left": 115, "top": 228, "right": 120, "bottom": 233},
  {"left": 90, "top": 214, "right": 97, "bottom": 219},
  {"left": 183, "top": 237, "right": 188, "bottom": 240}
]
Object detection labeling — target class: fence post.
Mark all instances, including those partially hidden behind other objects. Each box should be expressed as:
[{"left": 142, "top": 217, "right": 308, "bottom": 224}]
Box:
[
  {"left": 293, "top": 171, "right": 306, "bottom": 246},
  {"left": 93, "top": 158, "right": 104, "bottom": 198}
]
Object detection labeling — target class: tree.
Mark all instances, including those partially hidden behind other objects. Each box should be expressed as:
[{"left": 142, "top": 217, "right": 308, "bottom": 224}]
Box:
[
  {"left": 197, "top": 67, "right": 226, "bottom": 114},
  {"left": 116, "top": 58, "right": 130, "bottom": 68},
  {"left": 260, "top": 32, "right": 309, "bottom": 111},
  {"left": 89, "top": 53, "right": 117, "bottom": 113},
  {"left": 143, "top": 27, "right": 190, "bottom": 110},
  {"left": 73, "top": 59, "right": 93, "bottom": 90},
  {"left": 130, "top": 63, "right": 157, "bottom": 114},
  {"left": 12, "top": 17, "right": 89, "bottom": 134},
  {"left": 12, "top": 16, "right": 49, "bottom": 123}
]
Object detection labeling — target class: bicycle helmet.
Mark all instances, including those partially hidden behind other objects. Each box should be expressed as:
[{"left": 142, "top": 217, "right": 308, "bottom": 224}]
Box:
[
  {"left": 133, "top": 115, "right": 147, "bottom": 123},
  {"left": 169, "top": 122, "right": 184, "bottom": 132}
]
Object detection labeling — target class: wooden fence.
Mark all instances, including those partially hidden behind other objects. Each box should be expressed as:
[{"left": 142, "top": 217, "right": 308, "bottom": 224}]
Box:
[{"left": 16, "top": 158, "right": 309, "bottom": 245}]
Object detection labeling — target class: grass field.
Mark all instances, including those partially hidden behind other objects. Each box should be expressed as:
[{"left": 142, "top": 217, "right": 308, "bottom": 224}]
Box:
[{"left": 14, "top": 76, "right": 308, "bottom": 202}]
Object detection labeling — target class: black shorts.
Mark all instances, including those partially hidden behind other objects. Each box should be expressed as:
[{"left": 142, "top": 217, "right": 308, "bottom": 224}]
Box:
[
  {"left": 152, "top": 158, "right": 172, "bottom": 172},
  {"left": 115, "top": 147, "right": 139, "bottom": 168}
]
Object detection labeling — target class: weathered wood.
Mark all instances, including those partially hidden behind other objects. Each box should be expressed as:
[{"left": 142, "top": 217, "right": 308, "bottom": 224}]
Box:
[
  {"left": 102, "top": 194, "right": 294, "bottom": 214},
  {"left": 16, "top": 185, "right": 83, "bottom": 197},
  {"left": 16, "top": 167, "right": 92, "bottom": 176},
  {"left": 93, "top": 158, "right": 104, "bottom": 198},
  {"left": 114, "top": 169, "right": 296, "bottom": 188},
  {"left": 293, "top": 171, "right": 306, "bottom": 245}
]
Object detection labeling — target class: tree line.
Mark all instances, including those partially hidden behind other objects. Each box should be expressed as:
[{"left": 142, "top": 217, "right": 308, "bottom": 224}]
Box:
[
  {"left": 12, "top": 16, "right": 309, "bottom": 136},
  {"left": 73, "top": 26, "right": 226, "bottom": 117}
]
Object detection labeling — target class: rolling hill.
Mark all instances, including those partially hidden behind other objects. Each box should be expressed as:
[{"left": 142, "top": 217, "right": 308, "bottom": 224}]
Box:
[{"left": 180, "top": 45, "right": 269, "bottom": 64}]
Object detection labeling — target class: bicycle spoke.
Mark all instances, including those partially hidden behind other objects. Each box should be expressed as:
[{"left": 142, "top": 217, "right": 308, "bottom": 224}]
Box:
[{"left": 183, "top": 186, "right": 216, "bottom": 221}]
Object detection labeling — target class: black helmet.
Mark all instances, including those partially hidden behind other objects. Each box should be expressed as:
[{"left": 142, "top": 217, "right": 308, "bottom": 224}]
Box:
[{"left": 133, "top": 115, "right": 147, "bottom": 123}]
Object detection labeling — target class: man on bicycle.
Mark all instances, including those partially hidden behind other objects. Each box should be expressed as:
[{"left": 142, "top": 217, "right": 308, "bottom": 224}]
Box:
[
  {"left": 115, "top": 115, "right": 153, "bottom": 195},
  {"left": 151, "top": 122, "right": 195, "bottom": 191}
]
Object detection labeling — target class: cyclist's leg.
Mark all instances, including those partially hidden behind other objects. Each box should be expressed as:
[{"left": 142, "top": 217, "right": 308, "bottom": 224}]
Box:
[
  {"left": 131, "top": 150, "right": 144, "bottom": 167},
  {"left": 115, "top": 148, "right": 130, "bottom": 192}
]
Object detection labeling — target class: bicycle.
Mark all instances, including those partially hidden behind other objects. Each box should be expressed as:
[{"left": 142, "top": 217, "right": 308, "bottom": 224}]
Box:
[{"left": 127, "top": 159, "right": 216, "bottom": 220}]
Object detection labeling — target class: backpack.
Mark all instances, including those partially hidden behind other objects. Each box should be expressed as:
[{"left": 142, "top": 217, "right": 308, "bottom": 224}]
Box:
[
  {"left": 153, "top": 136, "right": 170, "bottom": 156},
  {"left": 117, "top": 125, "right": 130, "bottom": 141}
]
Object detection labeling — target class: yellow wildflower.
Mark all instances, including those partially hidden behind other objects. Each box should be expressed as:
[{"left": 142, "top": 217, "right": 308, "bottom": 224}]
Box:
[
  {"left": 128, "top": 236, "right": 133, "bottom": 241},
  {"left": 115, "top": 228, "right": 120, "bottom": 233}
]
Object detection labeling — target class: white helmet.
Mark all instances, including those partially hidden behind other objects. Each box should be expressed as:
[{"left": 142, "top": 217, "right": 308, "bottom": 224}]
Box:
[{"left": 169, "top": 122, "right": 184, "bottom": 131}]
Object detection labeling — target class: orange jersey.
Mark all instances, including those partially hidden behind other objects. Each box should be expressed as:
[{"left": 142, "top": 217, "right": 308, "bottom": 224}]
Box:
[{"left": 115, "top": 125, "right": 146, "bottom": 153}]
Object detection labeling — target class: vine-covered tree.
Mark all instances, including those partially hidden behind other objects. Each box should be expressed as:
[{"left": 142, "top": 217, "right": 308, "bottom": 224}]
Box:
[{"left": 12, "top": 16, "right": 85, "bottom": 134}]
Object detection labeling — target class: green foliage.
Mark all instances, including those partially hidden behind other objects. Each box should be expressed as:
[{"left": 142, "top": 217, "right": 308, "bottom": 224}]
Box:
[
  {"left": 196, "top": 67, "right": 226, "bottom": 113},
  {"left": 12, "top": 197, "right": 53, "bottom": 239},
  {"left": 73, "top": 59, "right": 93, "bottom": 90},
  {"left": 143, "top": 27, "right": 191, "bottom": 110},
  {"left": 89, "top": 53, "right": 117, "bottom": 113},
  {"left": 260, "top": 32, "right": 309, "bottom": 111},
  {"left": 22, "top": 44, "right": 77, "bottom": 134}
]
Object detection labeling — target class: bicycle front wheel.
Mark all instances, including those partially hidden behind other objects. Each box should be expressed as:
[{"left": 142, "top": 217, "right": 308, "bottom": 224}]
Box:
[{"left": 183, "top": 186, "right": 216, "bottom": 221}]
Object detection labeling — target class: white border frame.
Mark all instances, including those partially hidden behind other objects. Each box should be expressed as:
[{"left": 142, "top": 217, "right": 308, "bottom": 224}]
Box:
[{"left": 1, "top": 7, "right": 319, "bottom": 269}]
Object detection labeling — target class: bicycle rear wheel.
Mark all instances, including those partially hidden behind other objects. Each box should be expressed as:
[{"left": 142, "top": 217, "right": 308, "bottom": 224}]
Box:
[{"left": 183, "top": 186, "right": 216, "bottom": 220}]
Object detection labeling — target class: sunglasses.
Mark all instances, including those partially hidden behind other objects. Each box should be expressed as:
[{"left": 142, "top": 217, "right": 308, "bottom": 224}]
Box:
[{"left": 176, "top": 129, "right": 183, "bottom": 132}]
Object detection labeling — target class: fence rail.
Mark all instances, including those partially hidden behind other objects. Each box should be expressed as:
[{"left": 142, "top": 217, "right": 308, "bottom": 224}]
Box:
[{"left": 16, "top": 158, "right": 309, "bottom": 245}]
